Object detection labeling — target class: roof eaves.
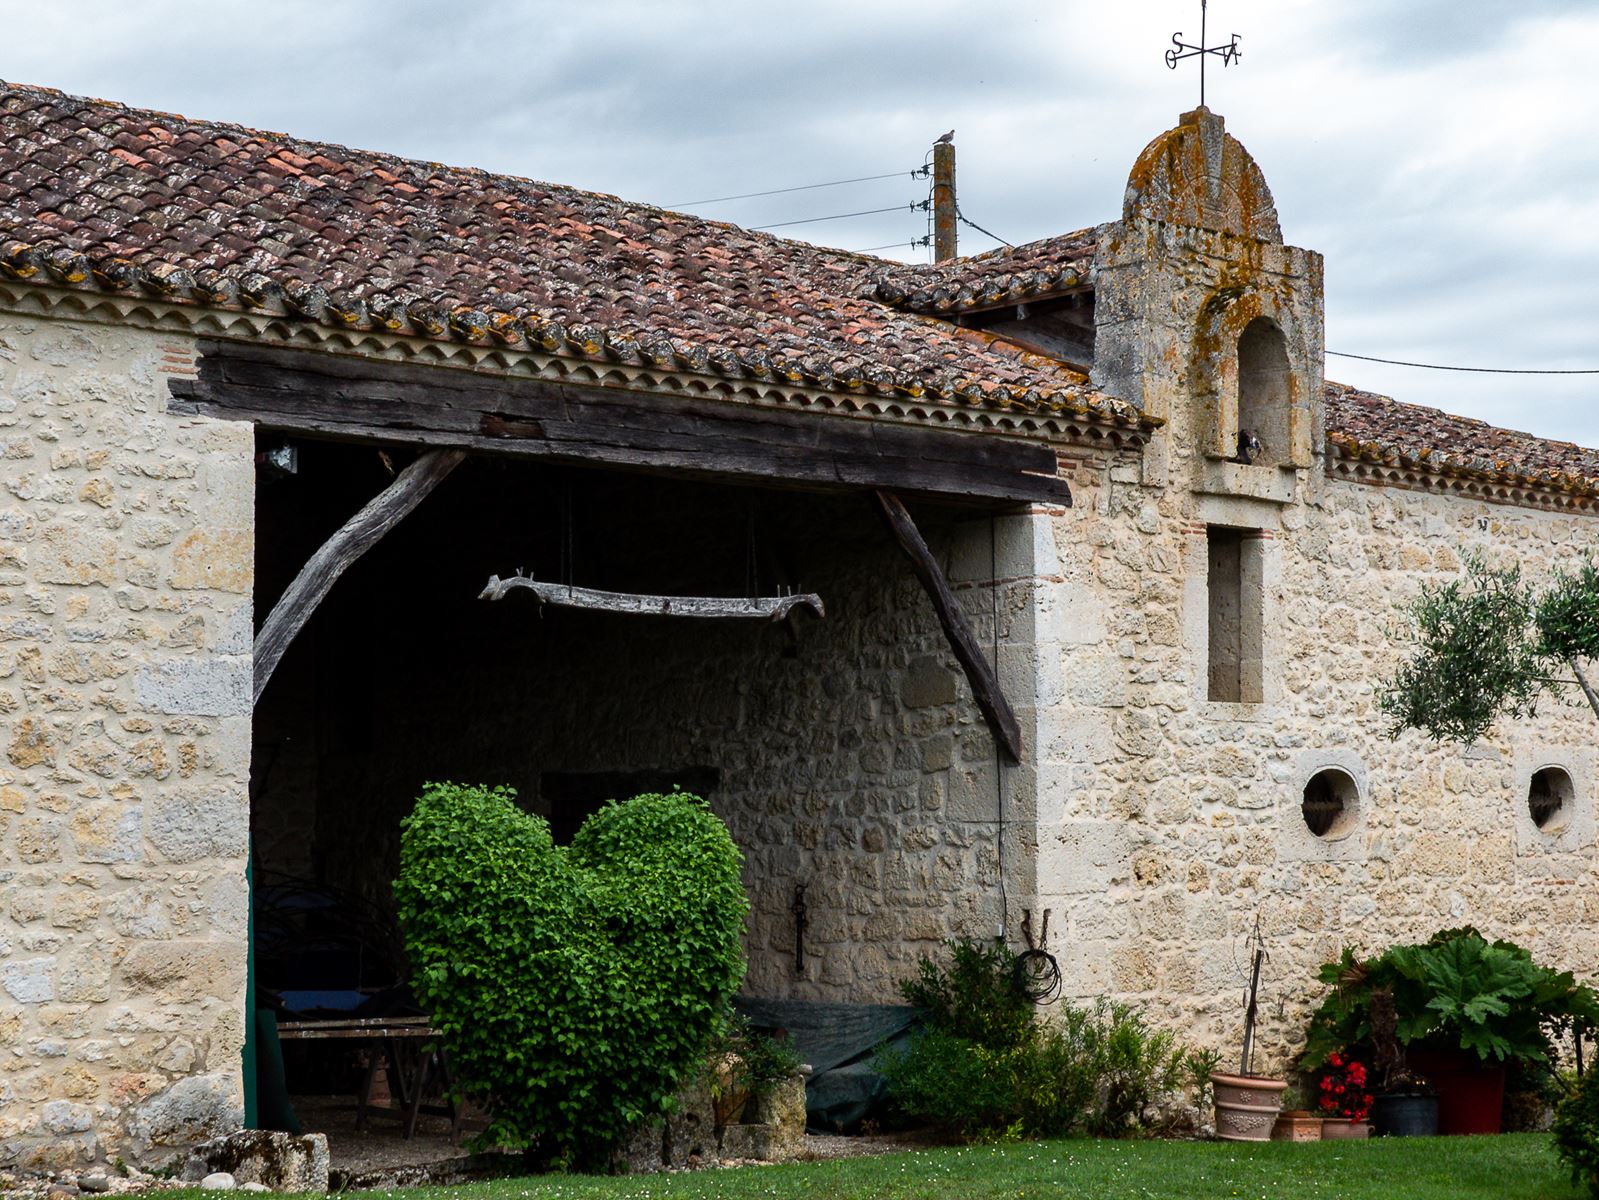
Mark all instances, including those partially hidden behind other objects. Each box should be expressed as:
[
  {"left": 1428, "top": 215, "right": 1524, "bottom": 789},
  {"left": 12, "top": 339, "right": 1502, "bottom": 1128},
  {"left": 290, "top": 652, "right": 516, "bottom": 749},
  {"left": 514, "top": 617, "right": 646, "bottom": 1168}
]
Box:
[{"left": 0, "top": 233, "right": 1156, "bottom": 439}]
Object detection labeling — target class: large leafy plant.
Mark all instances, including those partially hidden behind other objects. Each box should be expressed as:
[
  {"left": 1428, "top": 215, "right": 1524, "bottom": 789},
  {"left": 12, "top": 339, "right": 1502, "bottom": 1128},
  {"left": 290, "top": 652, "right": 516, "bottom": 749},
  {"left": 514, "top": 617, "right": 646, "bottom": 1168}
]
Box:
[
  {"left": 394, "top": 783, "right": 747, "bottom": 1169},
  {"left": 1302, "top": 928, "right": 1599, "bottom": 1078}
]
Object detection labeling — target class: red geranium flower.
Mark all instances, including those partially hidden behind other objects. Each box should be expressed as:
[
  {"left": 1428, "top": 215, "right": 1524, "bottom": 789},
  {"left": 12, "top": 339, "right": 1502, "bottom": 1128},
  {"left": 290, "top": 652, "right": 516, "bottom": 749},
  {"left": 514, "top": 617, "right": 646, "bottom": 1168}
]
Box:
[{"left": 1317, "top": 1051, "right": 1373, "bottom": 1120}]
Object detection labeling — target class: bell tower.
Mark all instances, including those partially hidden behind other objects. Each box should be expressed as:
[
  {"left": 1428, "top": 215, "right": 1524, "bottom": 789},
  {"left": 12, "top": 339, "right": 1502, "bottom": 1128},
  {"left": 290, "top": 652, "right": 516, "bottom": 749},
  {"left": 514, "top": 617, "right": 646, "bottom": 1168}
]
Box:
[{"left": 1092, "top": 107, "right": 1324, "bottom": 501}]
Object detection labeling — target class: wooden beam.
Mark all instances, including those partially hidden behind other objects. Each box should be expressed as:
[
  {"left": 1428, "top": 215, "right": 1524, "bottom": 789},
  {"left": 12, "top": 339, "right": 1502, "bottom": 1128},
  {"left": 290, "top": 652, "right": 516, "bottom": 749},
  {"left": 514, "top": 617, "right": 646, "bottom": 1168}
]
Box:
[
  {"left": 170, "top": 342, "right": 1071, "bottom": 506},
  {"left": 479, "top": 573, "right": 825, "bottom": 621},
  {"left": 253, "top": 448, "right": 466, "bottom": 705},
  {"left": 874, "top": 490, "right": 1023, "bottom": 763}
]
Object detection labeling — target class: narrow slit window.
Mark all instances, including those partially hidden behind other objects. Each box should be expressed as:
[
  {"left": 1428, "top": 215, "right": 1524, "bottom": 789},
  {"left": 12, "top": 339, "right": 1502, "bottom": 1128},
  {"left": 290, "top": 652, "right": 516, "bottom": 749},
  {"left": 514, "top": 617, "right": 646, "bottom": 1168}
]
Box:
[{"left": 1207, "top": 527, "right": 1263, "bottom": 703}]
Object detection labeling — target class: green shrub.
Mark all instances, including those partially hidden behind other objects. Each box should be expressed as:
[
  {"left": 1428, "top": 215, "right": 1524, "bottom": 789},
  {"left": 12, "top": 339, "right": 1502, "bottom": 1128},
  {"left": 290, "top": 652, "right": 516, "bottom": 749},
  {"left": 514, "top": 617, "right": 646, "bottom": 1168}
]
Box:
[
  {"left": 878, "top": 940, "right": 1188, "bottom": 1140},
  {"left": 898, "top": 937, "right": 1033, "bottom": 1050},
  {"left": 1087, "top": 999, "right": 1185, "bottom": 1135},
  {"left": 876, "top": 1028, "right": 1027, "bottom": 1139},
  {"left": 394, "top": 782, "right": 747, "bottom": 1169},
  {"left": 1553, "top": 1069, "right": 1599, "bottom": 1197}
]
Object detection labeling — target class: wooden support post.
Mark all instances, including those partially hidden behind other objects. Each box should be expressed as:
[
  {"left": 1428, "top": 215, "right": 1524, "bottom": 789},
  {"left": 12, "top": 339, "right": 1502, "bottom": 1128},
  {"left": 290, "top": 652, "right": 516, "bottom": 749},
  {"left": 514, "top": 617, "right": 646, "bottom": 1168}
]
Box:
[
  {"left": 253, "top": 448, "right": 466, "bottom": 706},
  {"left": 874, "top": 490, "right": 1022, "bottom": 763}
]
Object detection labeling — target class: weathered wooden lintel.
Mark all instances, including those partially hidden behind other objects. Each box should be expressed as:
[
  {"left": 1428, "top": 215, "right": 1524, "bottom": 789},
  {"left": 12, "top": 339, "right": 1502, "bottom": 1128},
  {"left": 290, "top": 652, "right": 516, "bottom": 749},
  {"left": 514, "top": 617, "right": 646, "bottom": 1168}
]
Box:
[
  {"left": 170, "top": 342, "right": 1072, "bottom": 507},
  {"left": 253, "top": 448, "right": 466, "bottom": 705},
  {"left": 875, "top": 490, "right": 1024, "bottom": 764}
]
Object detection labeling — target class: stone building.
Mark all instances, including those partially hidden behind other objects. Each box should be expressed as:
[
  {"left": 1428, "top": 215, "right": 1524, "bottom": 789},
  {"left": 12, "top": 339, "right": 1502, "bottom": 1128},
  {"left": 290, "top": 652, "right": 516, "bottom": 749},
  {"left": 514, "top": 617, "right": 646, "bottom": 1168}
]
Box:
[{"left": 2, "top": 79, "right": 1597, "bottom": 1168}]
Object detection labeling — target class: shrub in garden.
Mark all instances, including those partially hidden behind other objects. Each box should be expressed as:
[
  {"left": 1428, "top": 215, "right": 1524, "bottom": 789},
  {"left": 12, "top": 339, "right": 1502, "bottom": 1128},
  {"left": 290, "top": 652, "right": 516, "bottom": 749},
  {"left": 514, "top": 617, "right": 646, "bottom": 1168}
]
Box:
[
  {"left": 393, "top": 782, "right": 747, "bottom": 1169},
  {"left": 1553, "top": 1069, "right": 1599, "bottom": 1197},
  {"left": 898, "top": 937, "right": 1034, "bottom": 1050},
  {"left": 878, "top": 939, "right": 1191, "bottom": 1140}
]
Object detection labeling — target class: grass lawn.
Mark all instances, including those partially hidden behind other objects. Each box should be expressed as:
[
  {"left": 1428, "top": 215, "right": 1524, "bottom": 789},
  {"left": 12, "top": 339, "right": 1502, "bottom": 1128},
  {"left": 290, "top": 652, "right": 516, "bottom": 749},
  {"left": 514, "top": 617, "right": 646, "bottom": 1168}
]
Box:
[{"left": 164, "top": 1133, "right": 1583, "bottom": 1200}]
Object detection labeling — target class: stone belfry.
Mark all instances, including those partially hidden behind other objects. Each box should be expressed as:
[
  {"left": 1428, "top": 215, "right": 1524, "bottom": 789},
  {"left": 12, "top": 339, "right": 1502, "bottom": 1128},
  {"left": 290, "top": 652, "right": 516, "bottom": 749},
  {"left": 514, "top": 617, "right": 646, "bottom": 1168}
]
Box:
[{"left": 1092, "top": 107, "right": 1325, "bottom": 501}]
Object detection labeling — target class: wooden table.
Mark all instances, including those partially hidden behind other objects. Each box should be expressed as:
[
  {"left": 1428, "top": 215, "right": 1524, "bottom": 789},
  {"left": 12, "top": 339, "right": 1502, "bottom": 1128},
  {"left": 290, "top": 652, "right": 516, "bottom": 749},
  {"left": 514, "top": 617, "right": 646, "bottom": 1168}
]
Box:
[{"left": 276, "top": 1015, "right": 462, "bottom": 1139}]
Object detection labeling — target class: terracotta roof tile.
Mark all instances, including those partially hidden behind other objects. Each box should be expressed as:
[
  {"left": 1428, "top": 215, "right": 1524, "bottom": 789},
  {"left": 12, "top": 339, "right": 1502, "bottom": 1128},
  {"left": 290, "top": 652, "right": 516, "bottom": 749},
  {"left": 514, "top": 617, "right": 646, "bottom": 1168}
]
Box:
[
  {"left": 0, "top": 79, "right": 1145, "bottom": 431},
  {"left": 1325, "top": 381, "right": 1599, "bottom": 501},
  {"left": 870, "top": 227, "right": 1101, "bottom": 314}
]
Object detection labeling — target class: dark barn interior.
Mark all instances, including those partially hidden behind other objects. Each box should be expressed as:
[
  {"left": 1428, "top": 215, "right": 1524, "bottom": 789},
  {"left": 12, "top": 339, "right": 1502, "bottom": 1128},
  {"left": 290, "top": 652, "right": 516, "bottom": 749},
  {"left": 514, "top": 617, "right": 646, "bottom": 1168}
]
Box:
[{"left": 248, "top": 434, "right": 992, "bottom": 1007}]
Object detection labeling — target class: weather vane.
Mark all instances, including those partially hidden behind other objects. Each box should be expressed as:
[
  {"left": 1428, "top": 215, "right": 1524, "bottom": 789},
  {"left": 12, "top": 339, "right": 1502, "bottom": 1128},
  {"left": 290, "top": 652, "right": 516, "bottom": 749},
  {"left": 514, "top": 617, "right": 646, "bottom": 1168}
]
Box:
[{"left": 1166, "top": 0, "right": 1241, "bottom": 108}]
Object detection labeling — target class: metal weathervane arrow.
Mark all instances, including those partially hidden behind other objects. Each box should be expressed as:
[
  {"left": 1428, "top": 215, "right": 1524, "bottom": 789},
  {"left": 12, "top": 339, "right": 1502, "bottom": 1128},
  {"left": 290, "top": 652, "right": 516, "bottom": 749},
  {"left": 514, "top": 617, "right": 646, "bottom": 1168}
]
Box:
[{"left": 1166, "top": 0, "right": 1242, "bottom": 108}]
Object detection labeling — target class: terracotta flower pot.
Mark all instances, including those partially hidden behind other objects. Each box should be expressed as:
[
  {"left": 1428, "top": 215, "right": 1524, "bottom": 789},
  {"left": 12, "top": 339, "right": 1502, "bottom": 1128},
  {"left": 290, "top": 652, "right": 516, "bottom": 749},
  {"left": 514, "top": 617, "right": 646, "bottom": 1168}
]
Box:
[
  {"left": 1320, "top": 1117, "right": 1371, "bottom": 1140},
  {"left": 1211, "top": 1073, "right": 1288, "bottom": 1142},
  {"left": 1271, "top": 1110, "right": 1324, "bottom": 1141}
]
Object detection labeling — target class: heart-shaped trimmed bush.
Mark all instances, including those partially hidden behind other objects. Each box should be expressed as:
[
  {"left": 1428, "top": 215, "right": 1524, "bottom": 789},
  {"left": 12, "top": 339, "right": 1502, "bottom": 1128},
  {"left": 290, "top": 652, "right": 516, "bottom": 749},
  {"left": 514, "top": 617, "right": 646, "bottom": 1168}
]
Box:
[{"left": 394, "top": 782, "right": 747, "bottom": 1167}]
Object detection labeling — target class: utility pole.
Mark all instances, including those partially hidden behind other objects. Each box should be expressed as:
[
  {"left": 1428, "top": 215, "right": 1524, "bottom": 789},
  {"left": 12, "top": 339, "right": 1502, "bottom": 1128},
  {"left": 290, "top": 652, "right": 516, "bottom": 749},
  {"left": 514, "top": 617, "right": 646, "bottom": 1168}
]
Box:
[{"left": 932, "top": 135, "right": 957, "bottom": 262}]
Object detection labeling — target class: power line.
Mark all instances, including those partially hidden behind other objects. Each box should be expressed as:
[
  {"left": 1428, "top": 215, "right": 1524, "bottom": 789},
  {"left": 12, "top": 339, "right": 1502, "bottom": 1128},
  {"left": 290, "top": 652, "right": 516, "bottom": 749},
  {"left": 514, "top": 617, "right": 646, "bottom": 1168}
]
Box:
[
  {"left": 856, "top": 237, "right": 932, "bottom": 254},
  {"left": 754, "top": 203, "right": 925, "bottom": 232},
  {"left": 1326, "top": 351, "right": 1599, "bottom": 375},
  {"left": 956, "top": 208, "right": 1013, "bottom": 248},
  {"left": 668, "top": 168, "right": 929, "bottom": 209}
]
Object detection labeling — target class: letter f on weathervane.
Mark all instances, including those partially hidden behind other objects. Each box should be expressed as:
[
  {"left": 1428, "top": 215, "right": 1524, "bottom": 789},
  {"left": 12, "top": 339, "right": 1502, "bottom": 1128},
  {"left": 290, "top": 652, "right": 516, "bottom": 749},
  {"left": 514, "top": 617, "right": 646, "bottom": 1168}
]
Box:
[{"left": 1166, "top": 0, "right": 1242, "bottom": 109}]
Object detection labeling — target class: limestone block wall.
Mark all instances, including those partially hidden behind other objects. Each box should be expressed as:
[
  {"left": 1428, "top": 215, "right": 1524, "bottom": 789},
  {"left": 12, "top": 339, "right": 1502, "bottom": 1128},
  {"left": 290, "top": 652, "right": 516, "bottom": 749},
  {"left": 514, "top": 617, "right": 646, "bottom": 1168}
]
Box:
[
  {"left": 0, "top": 310, "right": 253, "bottom": 1170},
  {"left": 1034, "top": 454, "right": 1599, "bottom": 1072}
]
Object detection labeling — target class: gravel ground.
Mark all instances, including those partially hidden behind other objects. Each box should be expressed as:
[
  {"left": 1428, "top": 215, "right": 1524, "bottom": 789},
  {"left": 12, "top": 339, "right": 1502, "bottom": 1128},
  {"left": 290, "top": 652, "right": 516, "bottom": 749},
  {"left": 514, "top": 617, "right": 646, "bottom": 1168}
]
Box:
[{"left": 0, "top": 1119, "right": 941, "bottom": 1196}]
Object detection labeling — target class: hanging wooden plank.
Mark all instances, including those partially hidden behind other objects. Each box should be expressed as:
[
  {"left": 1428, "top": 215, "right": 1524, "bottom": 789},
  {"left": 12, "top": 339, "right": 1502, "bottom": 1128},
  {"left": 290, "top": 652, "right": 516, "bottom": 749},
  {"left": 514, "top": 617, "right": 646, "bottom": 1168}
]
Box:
[
  {"left": 479, "top": 573, "right": 824, "bottom": 621},
  {"left": 874, "top": 490, "right": 1023, "bottom": 763},
  {"left": 170, "top": 342, "right": 1074, "bottom": 506},
  {"left": 253, "top": 448, "right": 466, "bottom": 705}
]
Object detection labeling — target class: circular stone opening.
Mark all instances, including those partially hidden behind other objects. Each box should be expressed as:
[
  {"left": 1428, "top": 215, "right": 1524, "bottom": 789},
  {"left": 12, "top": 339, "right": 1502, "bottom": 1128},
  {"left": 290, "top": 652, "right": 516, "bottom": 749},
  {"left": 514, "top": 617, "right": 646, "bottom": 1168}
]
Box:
[
  {"left": 1528, "top": 767, "right": 1574, "bottom": 832},
  {"left": 1301, "top": 768, "right": 1359, "bottom": 839}
]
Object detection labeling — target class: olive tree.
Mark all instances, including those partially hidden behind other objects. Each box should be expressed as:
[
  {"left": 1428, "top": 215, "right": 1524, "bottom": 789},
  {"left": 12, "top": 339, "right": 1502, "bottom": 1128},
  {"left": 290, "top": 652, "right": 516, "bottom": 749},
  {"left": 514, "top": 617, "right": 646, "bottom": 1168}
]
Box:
[{"left": 1379, "top": 553, "right": 1599, "bottom": 744}]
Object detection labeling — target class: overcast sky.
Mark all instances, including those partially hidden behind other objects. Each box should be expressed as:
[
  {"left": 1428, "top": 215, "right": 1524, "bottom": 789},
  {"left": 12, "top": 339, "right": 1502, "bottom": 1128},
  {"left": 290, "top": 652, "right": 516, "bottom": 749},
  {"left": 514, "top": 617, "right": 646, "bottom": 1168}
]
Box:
[{"left": 4, "top": 1, "right": 1596, "bottom": 446}]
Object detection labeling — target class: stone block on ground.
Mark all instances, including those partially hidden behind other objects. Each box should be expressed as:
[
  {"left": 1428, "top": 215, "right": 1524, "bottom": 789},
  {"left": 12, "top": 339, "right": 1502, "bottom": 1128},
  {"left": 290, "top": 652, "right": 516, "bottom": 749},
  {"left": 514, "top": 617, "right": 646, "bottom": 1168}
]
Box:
[
  {"left": 613, "top": 1118, "right": 665, "bottom": 1174},
  {"left": 182, "top": 1131, "right": 329, "bottom": 1193},
  {"left": 664, "top": 1073, "right": 718, "bottom": 1166},
  {"left": 744, "top": 1073, "right": 807, "bottom": 1161},
  {"left": 716, "top": 1122, "right": 775, "bottom": 1161}
]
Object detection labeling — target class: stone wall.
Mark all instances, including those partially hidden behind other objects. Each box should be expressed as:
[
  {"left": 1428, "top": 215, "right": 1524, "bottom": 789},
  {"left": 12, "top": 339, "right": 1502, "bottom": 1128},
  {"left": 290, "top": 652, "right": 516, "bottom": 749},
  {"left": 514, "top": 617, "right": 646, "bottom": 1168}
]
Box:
[
  {"left": 0, "top": 311, "right": 253, "bottom": 1170},
  {"left": 1035, "top": 444, "right": 1599, "bottom": 1074}
]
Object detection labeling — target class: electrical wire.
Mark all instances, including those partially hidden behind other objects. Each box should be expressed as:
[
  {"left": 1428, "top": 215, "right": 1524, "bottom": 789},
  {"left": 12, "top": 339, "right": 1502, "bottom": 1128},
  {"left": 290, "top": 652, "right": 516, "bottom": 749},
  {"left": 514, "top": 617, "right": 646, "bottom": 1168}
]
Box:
[
  {"left": 1326, "top": 351, "right": 1599, "bottom": 375},
  {"left": 957, "top": 208, "right": 1014, "bottom": 248},
  {"left": 855, "top": 237, "right": 931, "bottom": 254},
  {"left": 668, "top": 168, "right": 929, "bottom": 209},
  {"left": 753, "top": 203, "right": 924, "bottom": 232}
]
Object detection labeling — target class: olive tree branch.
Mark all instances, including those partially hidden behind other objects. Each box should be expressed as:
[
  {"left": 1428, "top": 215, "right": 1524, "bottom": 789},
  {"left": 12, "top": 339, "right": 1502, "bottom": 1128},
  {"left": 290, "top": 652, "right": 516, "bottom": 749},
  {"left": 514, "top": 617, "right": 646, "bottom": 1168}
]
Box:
[{"left": 1569, "top": 657, "right": 1599, "bottom": 722}]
